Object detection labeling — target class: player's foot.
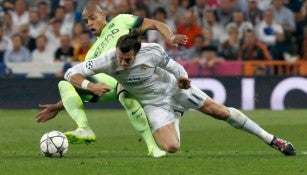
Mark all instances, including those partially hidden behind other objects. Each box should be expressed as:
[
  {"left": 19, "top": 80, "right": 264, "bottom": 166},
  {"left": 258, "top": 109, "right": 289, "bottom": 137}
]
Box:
[
  {"left": 148, "top": 147, "right": 167, "bottom": 158},
  {"left": 64, "top": 128, "right": 96, "bottom": 144},
  {"left": 270, "top": 136, "right": 296, "bottom": 156}
]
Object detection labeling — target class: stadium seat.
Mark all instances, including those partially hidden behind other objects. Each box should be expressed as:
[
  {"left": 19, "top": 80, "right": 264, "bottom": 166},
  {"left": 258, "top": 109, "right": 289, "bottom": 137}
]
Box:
[
  {"left": 213, "top": 61, "right": 242, "bottom": 76},
  {"left": 243, "top": 61, "right": 307, "bottom": 76},
  {"left": 177, "top": 60, "right": 201, "bottom": 77},
  {"left": 198, "top": 66, "right": 213, "bottom": 77}
]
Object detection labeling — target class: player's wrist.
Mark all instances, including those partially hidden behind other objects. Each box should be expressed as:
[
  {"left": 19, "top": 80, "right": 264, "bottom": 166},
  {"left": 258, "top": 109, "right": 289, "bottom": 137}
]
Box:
[
  {"left": 54, "top": 103, "right": 64, "bottom": 111},
  {"left": 81, "top": 79, "right": 90, "bottom": 90}
]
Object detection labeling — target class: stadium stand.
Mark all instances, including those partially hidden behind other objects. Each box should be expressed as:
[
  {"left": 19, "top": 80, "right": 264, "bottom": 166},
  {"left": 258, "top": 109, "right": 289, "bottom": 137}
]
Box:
[{"left": 0, "top": 0, "right": 306, "bottom": 79}]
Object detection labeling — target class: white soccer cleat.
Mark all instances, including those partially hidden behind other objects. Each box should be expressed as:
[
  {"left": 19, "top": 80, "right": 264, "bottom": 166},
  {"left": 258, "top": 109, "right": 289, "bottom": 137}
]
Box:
[
  {"left": 148, "top": 147, "right": 167, "bottom": 158},
  {"left": 64, "top": 128, "right": 96, "bottom": 144}
]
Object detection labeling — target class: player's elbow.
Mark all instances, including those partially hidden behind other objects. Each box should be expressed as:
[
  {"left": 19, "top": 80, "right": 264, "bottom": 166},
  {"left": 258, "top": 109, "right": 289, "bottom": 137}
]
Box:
[{"left": 63, "top": 68, "right": 74, "bottom": 81}]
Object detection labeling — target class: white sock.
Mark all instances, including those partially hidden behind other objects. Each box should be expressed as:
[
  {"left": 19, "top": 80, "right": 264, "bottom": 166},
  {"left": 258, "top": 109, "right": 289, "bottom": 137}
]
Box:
[{"left": 226, "top": 107, "right": 274, "bottom": 144}]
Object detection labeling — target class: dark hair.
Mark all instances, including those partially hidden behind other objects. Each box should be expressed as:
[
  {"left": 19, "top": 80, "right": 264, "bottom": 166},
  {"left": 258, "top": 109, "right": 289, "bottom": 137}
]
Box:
[
  {"left": 38, "top": 1, "right": 48, "bottom": 7},
  {"left": 84, "top": 3, "right": 103, "bottom": 13},
  {"left": 153, "top": 7, "right": 167, "bottom": 18},
  {"left": 116, "top": 29, "right": 142, "bottom": 53},
  {"left": 201, "top": 45, "right": 217, "bottom": 52}
]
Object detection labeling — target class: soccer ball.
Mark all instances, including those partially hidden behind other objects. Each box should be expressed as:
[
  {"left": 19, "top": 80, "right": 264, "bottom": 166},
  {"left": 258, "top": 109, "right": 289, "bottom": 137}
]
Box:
[{"left": 39, "top": 130, "right": 69, "bottom": 157}]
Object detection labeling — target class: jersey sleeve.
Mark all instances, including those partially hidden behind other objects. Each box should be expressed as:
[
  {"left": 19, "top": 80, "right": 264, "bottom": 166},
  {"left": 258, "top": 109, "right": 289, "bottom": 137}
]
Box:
[
  {"left": 117, "top": 14, "right": 144, "bottom": 29},
  {"left": 153, "top": 44, "right": 188, "bottom": 79},
  {"left": 65, "top": 49, "right": 115, "bottom": 81}
]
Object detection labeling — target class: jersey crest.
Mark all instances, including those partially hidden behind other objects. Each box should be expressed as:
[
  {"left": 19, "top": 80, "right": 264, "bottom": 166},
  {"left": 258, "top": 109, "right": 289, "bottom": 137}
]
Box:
[{"left": 140, "top": 64, "right": 148, "bottom": 71}]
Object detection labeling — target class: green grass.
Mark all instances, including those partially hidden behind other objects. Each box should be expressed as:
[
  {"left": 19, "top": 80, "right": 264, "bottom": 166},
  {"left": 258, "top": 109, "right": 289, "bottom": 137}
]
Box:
[{"left": 0, "top": 109, "right": 307, "bottom": 175}]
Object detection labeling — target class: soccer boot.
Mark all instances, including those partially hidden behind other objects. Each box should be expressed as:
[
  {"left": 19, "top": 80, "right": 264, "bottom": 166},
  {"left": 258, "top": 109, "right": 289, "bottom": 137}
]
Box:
[
  {"left": 270, "top": 136, "right": 296, "bottom": 156},
  {"left": 148, "top": 147, "right": 167, "bottom": 158},
  {"left": 64, "top": 128, "right": 96, "bottom": 144}
]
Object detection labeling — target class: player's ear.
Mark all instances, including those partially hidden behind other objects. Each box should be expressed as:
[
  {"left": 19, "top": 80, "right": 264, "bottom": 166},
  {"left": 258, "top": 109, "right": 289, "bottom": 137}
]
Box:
[{"left": 100, "top": 10, "right": 107, "bottom": 19}]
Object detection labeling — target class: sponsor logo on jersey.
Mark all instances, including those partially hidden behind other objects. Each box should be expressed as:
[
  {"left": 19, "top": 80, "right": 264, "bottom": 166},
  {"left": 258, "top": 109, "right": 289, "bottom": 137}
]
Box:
[
  {"left": 123, "top": 77, "right": 148, "bottom": 86},
  {"left": 94, "top": 29, "right": 120, "bottom": 57},
  {"left": 108, "top": 23, "right": 115, "bottom": 29}
]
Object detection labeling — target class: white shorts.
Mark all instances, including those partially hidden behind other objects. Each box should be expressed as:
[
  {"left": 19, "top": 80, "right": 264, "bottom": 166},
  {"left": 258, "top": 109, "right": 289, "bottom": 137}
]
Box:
[
  {"left": 143, "top": 105, "right": 182, "bottom": 132},
  {"left": 143, "top": 86, "right": 208, "bottom": 132}
]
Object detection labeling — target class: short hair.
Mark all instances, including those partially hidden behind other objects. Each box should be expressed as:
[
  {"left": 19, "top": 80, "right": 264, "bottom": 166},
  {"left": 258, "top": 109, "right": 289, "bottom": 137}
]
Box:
[
  {"left": 38, "top": 1, "right": 48, "bottom": 7},
  {"left": 153, "top": 7, "right": 167, "bottom": 18},
  {"left": 36, "top": 34, "right": 48, "bottom": 42},
  {"left": 83, "top": 3, "right": 103, "bottom": 14},
  {"left": 201, "top": 45, "right": 217, "bottom": 52},
  {"left": 12, "top": 33, "right": 22, "bottom": 40},
  {"left": 116, "top": 29, "right": 142, "bottom": 53}
]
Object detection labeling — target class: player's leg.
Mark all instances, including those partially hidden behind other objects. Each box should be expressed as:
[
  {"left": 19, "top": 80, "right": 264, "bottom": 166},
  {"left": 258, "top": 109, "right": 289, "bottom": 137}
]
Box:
[
  {"left": 198, "top": 97, "right": 296, "bottom": 156},
  {"left": 58, "top": 80, "right": 95, "bottom": 144},
  {"left": 143, "top": 105, "right": 181, "bottom": 153},
  {"left": 226, "top": 107, "right": 295, "bottom": 156},
  {"left": 58, "top": 73, "right": 117, "bottom": 144},
  {"left": 176, "top": 86, "right": 295, "bottom": 156},
  {"left": 153, "top": 123, "right": 179, "bottom": 153},
  {"left": 118, "top": 91, "right": 167, "bottom": 157}
]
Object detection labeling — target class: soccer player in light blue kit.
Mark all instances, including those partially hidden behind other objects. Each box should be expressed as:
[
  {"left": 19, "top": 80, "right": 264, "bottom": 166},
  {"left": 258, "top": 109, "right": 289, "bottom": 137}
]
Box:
[
  {"left": 35, "top": 4, "right": 187, "bottom": 157},
  {"left": 64, "top": 29, "right": 296, "bottom": 156}
]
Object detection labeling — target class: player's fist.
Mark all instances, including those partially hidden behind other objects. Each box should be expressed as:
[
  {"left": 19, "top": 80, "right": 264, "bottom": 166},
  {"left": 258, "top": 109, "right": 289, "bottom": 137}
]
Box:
[
  {"left": 177, "top": 77, "right": 191, "bottom": 89},
  {"left": 170, "top": 34, "right": 188, "bottom": 46},
  {"left": 88, "top": 82, "right": 111, "bottom": 96}
]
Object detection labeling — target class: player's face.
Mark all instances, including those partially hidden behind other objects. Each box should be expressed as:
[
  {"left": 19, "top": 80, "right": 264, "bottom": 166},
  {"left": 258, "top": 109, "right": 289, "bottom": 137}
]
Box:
[
  {"left": 82, "top": 10, "right": 106, "bottom": 36},
  {"left": 116, "top": 48, "right": 136, "bottom": 70}
]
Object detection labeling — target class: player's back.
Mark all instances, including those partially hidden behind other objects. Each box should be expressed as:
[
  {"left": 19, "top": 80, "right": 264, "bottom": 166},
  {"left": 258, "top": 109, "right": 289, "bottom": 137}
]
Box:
[
  {"left": 85, "top": 14, "right": 142, "bottom": 60},
  {"left": 112, "top": 43, "right": 178, "bottom": 106}
]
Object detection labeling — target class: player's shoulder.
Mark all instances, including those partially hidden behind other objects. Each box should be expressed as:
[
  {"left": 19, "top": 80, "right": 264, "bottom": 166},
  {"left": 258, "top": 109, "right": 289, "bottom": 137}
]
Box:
[
  {"left": 141, "top": 43, "right": 164, "bottom": 52},
  {"left": 113, "top": 14, "right": 136, "bottom": 21},
  {"left": 104, "top": 48, "right": 116, "bottom": 57},
  {"left": 139, "top": 43, "right": 166, "bottom": 58}
]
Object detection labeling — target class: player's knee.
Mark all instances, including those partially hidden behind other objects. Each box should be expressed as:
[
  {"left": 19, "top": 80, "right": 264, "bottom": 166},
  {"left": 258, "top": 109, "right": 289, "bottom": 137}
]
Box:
[
  {"left": 163, "top": 142, "right": 180, "bottom": 153},
  {"left": 58, "top": 80, "right": 72, "bottom": 90},
  {"left": 118, "top": 91, "right": 138, "bottom": 109},
  {"left": 58, "top": 80, "right": 77, "bottom": 97}
]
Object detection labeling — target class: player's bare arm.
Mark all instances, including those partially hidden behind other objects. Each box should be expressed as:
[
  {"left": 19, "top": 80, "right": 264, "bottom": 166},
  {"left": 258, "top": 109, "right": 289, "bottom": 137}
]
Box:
[
  {"left": 141, "top": 18, "right": 187, "bottom": 46},
  {"left": 35, "top": 101, "right": 64, "bottom": 123}
]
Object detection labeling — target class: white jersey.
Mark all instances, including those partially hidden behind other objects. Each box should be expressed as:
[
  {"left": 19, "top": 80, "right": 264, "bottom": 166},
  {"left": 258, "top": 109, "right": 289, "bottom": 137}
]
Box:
[{"left": 66, "top": 43, "right": 188, "bottom": 106}]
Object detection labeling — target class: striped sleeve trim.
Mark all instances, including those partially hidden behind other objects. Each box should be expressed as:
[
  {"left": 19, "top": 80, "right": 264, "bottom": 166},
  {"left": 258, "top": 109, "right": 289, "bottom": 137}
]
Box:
[{"left": 132, "top": 17, "right": 144, "bottom": 29}]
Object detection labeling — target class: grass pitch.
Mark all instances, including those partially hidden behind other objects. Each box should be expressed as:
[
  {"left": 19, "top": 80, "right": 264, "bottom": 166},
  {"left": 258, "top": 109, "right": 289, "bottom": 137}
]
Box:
[{"left": 0, "top": 109, "right": 306, "bottom": 175}]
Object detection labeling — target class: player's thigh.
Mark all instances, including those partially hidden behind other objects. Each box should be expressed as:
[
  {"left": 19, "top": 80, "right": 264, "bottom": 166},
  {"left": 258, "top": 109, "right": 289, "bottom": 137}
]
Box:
[
  {"left": 79, "top": 90, "right": 117, "bottom": 103},
  {"left": 143, "top": 105, "right": 178, "bottom": 132},
  {"left": 172, "top": 86, "right": 208, "bottom": 110},
  {"left": 153, "top": 123, "right": 179, "bottom": 151}
]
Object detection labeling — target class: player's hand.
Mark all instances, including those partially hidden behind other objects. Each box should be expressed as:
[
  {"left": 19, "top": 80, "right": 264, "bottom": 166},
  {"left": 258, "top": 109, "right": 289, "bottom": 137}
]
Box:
[
  {"left": 35, "top": 104, "right": 61, "bottom": 123},
  {"left": 177, "top": 77, "right": 191, "bottom": 89},
  {"left": 88, "top": 82, "right": 111, "bottom": 96},
  {"left": 170, "top": 34, "right": 188, "bottom": 46}
]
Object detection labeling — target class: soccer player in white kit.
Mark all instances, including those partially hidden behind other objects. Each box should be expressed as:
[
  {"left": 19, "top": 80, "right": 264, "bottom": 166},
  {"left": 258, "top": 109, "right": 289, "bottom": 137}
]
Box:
[{"left": 64, "top": 30, "right": 296, "bottom": 156}]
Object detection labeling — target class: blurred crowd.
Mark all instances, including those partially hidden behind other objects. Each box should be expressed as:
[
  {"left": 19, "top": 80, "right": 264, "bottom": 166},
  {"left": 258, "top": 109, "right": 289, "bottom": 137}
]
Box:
[{"left": 0, "top": 0, "right": 306, "bottom": 78}]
